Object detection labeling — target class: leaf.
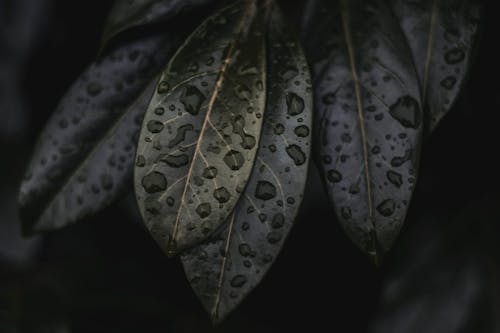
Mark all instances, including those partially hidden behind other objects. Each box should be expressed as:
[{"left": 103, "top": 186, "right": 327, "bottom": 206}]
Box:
[
  {"left": 18, "top": 33, "right": 180, "bottom": 235},
  {"left": 134, "top": 0, "right": 268, "bottom": 256},
  {"left": 181, "top": 5, "right": 312, "bottom": 323},
  {"left": 101, "top": 0, "right": 218, "bottom": 49},
  {"left": 303, "top": 0, "right": 423, "bottom": 261},
  {"left": 391, "top": 0, "right": 482, "bottom": 131}
]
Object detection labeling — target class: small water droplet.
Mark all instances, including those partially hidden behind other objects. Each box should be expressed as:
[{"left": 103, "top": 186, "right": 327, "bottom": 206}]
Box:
[
  {"left": 224, "top": 150, "right": 244, "bottom": 170},
  {"left": 387, "top": 170, "right": 403, "bottom": 188},
  {"left": 196, "top": 203, "right": 211, "bottom": 218},
  {"left": 341, "top": 206, "right": 352, "bottom": 219},
  {"left": 377, "top": 199, "right": 395, "bottom": 216},
  {"left": 286, "top": 144, "right": 306, "bottom": 166},
  {"left": 444, "top": 48, "right": 465, "bottom": 64},
  {"left": 267, "top": 231, "right": 282, "bottom": 244},
  {"left": 255, "top": 181, "right": 276, "bottom": 200},
  {"left": 389, "top": 95, "right": 421, "bottom": 129},
  {"left": 157, "top": 81, "right": 170, "bottom": 94},
  {"left": 440, "top": 76, "right": 457, "bottom": 90},
  {"left": 213, "top": 187, "right": 230, "bottom": 203},
  {"left": 230, "top": 275, "right": 247, "bottom": 288},
  {"left": 160, "top": 154, "right": 189, "bottom": 168}
]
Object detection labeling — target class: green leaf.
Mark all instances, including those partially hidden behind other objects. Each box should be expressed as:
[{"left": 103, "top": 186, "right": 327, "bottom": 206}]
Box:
[
  {"left": 391, "top": 0, "right": 482, "bottom": 132},
  {"left": 181, "top": 5, "right": 312, "bottom": 323},
  {"left": 303, "top": 0, "right": 423, "bottom": 261},
  {"left": 134, "top": 0, "right": 268, "bottom": 256},
  {"left": 18, "top": 33, "right": 180, "bottom": 235},
  {"left": 101, "top": 0, "right": 218, "bottom": 49}
]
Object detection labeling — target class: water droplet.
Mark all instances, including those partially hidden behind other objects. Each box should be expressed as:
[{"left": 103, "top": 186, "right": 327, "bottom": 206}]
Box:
[
  {"left": 294, "top": 125, "right": 309, "bottom": 137},
  {"left": 267, "top": 231, "right": 282, "bottom": 244},
  {"left": 391, "top": 149, "right": 412, "bottom": 167},
  {"left": 255, "top": 181, "right": 276, "bottom": 200},
  {"left": 147, "top": 120, "right": 164, "bottom": 133},
  {"left": 274, "top": 124, "right": 285, "bottom": 135},
  {"left": 238, "top": 243, "right": 252, "bottom": 257},
  {"left": 286, "top": 145, "right": 306, "bottom": 166},
  {"left": 444, "top": 48, "right": 465, "bottom": 64},
  {"left": 154, "top": 107, "right": 165, "bottom": 116},
  {"left": 159, "top": 154, "right": 189, "bottom": 168},
  {"left": 168, "top": 124, "right": 193, "bottom": 148},
  {"left": 237, "top": 63, "right": 258, "bottom": 75},
  {"left": 271, "top": 213, "right": 285, "bottom": 229},
  {"left": 180, "top": 86, "right": 205, "bottom": 115},
  {"left": 142, "top": 171, "right": 167, "bottom": 193},
  {"left": 157, "top": 81, "right": 170, "bottom": 94},
  {"left": 389, "top": 95, "right": 421, "bottom": 129},
  {"left": 234, "top": 84, "right": 252, "bottom": 100},
  {"left": 230, "top": 275, "right": 247, "bottom": 288},
  {"left": 371, "top": 146, "right": 381, "bottom": 154},
  {"left": 387, "top": 170, "right": 403, "bottom": 188},
  {"left": 166, "top": 197, "right": 174, "bottom": 206},
  {"left": 203, "top": 166, "right": 217, "bottom": 179},
  {"left": 224, "top": 150, "right": 244, "bottom": 170},
  {"left": 349, "top": 182, "right": 360, "bottom": 194},
  {"left": 440, "top": 76, "right": 457, "bottom": 90},
  {"left": 213, "top": 187, "right": 230, "bottom": 203},
  {"left": 196, "top": 203, "right": 211, "bottom": 218},
  {"left": 286, "top": 92, "right": 305, "bottom": 116},
  {"left": 341, "top": 206, "right": 351, "bottom": 219},
  {"left": 87, "top": 82, "right": 102, "bottom": 96},
  {"left": 269, "top": 144, "right": 277, "bottom": 152},
  {"left": 341, "top": 133, "right": 352, "bottom": 143},
  {"left": 377, "top": 199, "right": 395, "bottom": 216}
]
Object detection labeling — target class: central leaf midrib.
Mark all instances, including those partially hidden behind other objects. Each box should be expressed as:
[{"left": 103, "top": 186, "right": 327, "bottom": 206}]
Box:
[
  {"left": 170, "top": 0, "right": 256, "bottom": 247},
  {"left": 340, "top": 2, "right": 376, "bottom": 240}
]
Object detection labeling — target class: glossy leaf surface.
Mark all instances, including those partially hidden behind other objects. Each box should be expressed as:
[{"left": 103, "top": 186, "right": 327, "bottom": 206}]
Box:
[
  {"left": 134, "top": 0, "right": 267, "bottom": 255},
  {"left": 392, "top": 0, "right": 481, "bottom": 131},
  {"left": 182, "top": 6, "right": 312, "bottom": 322},
  {"left": 303, "top": 0, "right": 423, "bottom": 260}
]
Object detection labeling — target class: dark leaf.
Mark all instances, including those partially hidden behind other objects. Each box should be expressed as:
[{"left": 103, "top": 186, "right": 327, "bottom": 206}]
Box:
[
  {"left": 102, "top": 0, "right": 219, "bottom": 48},
  {"left": 391, "top": 0, "right": 481, "bottom": 131},
  {"left": 18, "top": 33, "right": 180, "bottom": 234},
  {"left": 303, "top": 0, "right": 423, "bottom": 261},
  {"left": 181, "top": 5, "right": 312, "bottom": 323},
  {"left": 134, "top": 0, "right": 268, "bottom": 256}
]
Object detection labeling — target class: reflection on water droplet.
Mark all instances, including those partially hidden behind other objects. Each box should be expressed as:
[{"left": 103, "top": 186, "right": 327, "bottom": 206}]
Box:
[
  {"left": 142, "top": 171, "right": 167, "bottom": 193},
  {"left": 255, "top": 181, "right": 276, "bottom": 200},
  {"left": 154, "top": 107, "right": 165, "bottom": 116}
]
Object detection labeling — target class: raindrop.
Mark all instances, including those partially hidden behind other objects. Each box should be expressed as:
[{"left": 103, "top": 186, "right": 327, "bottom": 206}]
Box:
[
  {"left": 224, "top": 150, "right": 244, "bottom": 170},
  {"left": 235, "top": 84, "right": 252, "bottom": 100},
  {"left": 142, "top": 171, "right": 167, "bottom": 193},
  {"left": 166, "top": 197, "right": 175, "bottom": 206},
  {"left": 440, "top": 76, "right": 457, "bottom": 90},
  {"left": 154, "top": 107, "right": 165, "bottom": 116},
  {"left": 444, "top": 48, "right": 465, "bottom": 64},
  {"left": 327, "top": 169, "right": 342, "bottom": 183},
  {"left": 341, "top": 206, "right": 352, "bottom": 219},
  {"left": 294, "top": 125, "right": 309, "bottom": 137},
  {"left": 274, "top": 124, "right": 285, "bottom": 135},
  {"left": 286, "top": 92, "right": 305, "bottom": 116},
  {"left": 238, "top": 243, "right": 252, "bottom": 257},
  {"left": 377, "top": 199, "right": 395, "bottom": 216},
  {"left": 389, "top": 95, "right": 421, "bottom": 129},
  {"left": 230, "top": 275, "right": 247, "bottom": 288},
  {"left": 286, "top": 145, "right": 306, "bottom": 166},
  {"left": 168, "top": 124, "right": 193, "bottom": 148},
  {"left": 271, "top": 213, "right": 285, "bottom": 229},
  {"left": 160, "top": 154, "right": 189, "bottom": 168},
  {"left": 255, "top": 181, "right": 277, "bottom": 201},
  {"left": 391, "top": 149, "right": 412, "bottom": 167},
  {"left": 213, "top": 187, "right": 230, "bottom": 203},
  {"left": 157, "top": 81, "right": 170, "bottom": 94},
  {"left": 387, "top": 170, "right": 403, "bottom": 188},
  {"left": 203, "top": 166, "right": 217, "bottom": 179},
  {"left": 196, "top": 203, "right": 211, "bottom": 218},
  {"left": 267, "top": 232, "right": 282, "bottom": 244},
  {"left": 147, "top": 120, "right": 164, "bottom": 133},
  {"left": 180, "top": 86, "right": 206, "bottom": 115}
]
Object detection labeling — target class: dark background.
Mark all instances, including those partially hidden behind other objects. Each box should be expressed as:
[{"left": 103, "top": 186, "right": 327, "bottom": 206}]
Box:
[{"left": 1, "top": 0, "right": 500, "bottom": 332}]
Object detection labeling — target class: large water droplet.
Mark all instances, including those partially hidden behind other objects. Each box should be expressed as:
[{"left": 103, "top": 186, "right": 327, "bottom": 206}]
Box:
[
  {"left": 160, "top": 154, "right": 189, "bottom": 168},
  {"left": 203, "top": 166, "right": 217, "bottom": 179},
  {"left": 180, "top": 86, "right": 205, "bottom": 115},
  {"left": 213, "top": 187, "right": 230, "bottom": 203},
  {"left": 387, "top": 170, "right": 403, "bottom": 188},
  {"left": 389, "top": 95, "right": 421, "bottom": 129},
  {"left": 444, "top": 48, "right": 465, "bottom": 64},
  {"left": 377, "top": 199, "right": 395, "bottom": 216},
  {"left": 142, "top": 171, "right": 167, "bottom": 193},
  {"left": 255, "top": 181, "right": 277, "bottom": 201},
  {"left": 286, "top": 92, "right": 305, "bottom": 116},
  {"left": 168, "top": 124, "right": 193, "bottom": 148},
  {"left": 147, "top": 120, "right": 164, "bottom": 133},
  {"left": 196, "top": 203, "right": 211, "bottom": 218},
  {"left": 286, "top": 144, "right": 306, "bottom": 166},
  {"left": 230, "top": 275, "right": 247, "bottom": 288},
  {"left": 235, "top": 84, "right": 252, "bottom": 100},
  {"left": 224, "top": 150, "right": 244, "bottom": 170}
]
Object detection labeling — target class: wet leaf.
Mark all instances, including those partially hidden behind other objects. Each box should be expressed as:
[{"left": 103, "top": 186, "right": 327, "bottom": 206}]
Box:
[
  {"left": 18, "top": 33, "right": 180, "bottom": 235},
  {"left": 181, "top": 6, "right": 312, "bottom": 323},
  {"left": 102, "top": 0, "right": 218, "bottom": 48},
  {"left": 134, "top": 0, "right": 268, "bottom": 256},
  {"left": 391, "top": 0, "right": 482, "bottom": 131},
  {"left": 303, "top": 0, "right": 423, "bottom": 261}
]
